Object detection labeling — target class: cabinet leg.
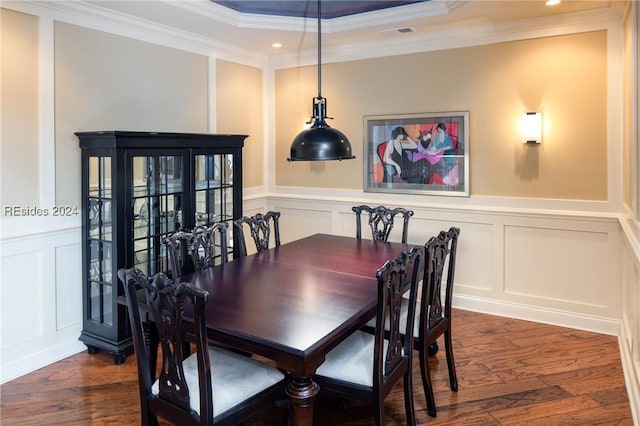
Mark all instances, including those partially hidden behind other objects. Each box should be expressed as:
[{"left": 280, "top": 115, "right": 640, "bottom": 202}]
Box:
[
  {"left": 86, "top": 345, "right": 99, "bottom": 355},
  {"left": 114, "top": 354, "right": 126, "bottom": 365}
]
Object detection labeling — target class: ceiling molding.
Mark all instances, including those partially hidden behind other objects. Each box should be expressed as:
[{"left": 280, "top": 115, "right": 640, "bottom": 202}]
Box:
[
  {"left": 320, "top": 1, "right": 462, "bottom": 33},
  {"left": 608, "top": 0, "right": 631, "bottom": 21},
  {"left": 170, "top": 0, "right": 470, "bottom": 33},
  {"left": 12, "top": 0, "right": 269, "bottom": 68},
  {"left": 269, "top": 7, "right": 621, "bottom": 69},
  {"left": 9, "top": 0, "right": 620, "bottom": 72}
]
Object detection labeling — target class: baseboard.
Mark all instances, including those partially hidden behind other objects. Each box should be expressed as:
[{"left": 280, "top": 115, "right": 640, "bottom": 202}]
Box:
[
  {"left": 453, "top": 294, "right": 620, "bottom": 336},
  {"left": 1, "top": 339, "right": 86, "bottom": 385}
]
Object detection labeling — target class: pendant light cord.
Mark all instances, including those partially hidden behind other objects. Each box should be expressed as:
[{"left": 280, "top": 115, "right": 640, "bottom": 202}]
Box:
[{"left": 317, "top": 0, "right": 322, "bottom": 98}]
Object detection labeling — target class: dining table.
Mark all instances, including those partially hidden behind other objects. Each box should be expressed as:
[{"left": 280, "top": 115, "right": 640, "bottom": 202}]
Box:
[{"left": 180, "top": 233, "right": 411, "bottom": 426}]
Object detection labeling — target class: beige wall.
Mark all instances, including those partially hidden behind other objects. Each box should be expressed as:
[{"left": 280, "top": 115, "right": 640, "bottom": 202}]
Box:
[
  {"left": 216, "top": 59, "right": 263, "bottom": 188},
  {"left": 54, "top": 22, "right": 209, "bottom": 207},
  {"left": 637, "top": 3, "right": 640, "bottom": 218},
  {"left": 1, "top": 9, "right": 39, "bottom": 208},
  {"left": 276, "top": 31, "right": 608, "bottom": 200},
  {"left": 623, "top": 5, "right": 634, "bottom": 212}
]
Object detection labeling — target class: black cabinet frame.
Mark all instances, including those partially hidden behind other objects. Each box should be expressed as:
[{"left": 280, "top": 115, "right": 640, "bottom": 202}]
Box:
[{"left": 77, "top": 131, "right": 246, "bottom": 363}]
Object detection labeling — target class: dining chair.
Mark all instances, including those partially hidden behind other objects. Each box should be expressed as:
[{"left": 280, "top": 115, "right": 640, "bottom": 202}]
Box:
[
  {"left": 352, "top": 204, "right": 414, "bottom": 243},
  {"left": 361, "top": 226, "right": 460, "bottom": 417},
  {"left": 233, "top": 211, "right": 281, "bottom": 257},
  {"left": 118, "top": 267, "right": 286, "bottom": 426},
  {"left": 313, "top": 246, "right": 423, "bottom": 426},
  {"left": 164, "top": 222, "right": 229, "bottom": 279},
  {"left": 418, "top": 226, "right": 460, "bottom": 417}
]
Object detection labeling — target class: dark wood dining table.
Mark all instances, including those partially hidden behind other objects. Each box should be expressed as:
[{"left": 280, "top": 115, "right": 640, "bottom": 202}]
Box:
[{"left": 180, "top": 233, "right": 411, "bottom": 426}]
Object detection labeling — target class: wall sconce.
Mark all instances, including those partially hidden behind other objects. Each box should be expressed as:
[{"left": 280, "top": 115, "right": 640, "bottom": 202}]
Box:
[{"left": 521, "top": 112, "right": 542, "bottom": 144}]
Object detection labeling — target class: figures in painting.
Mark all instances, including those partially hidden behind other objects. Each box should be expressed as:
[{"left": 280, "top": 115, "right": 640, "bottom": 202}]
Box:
[
  {"left": 378, "top": 127, "right": 421, "bottom": 183},
  {"left": 376, "top": 122, "right": 460, "bottom": 186}
]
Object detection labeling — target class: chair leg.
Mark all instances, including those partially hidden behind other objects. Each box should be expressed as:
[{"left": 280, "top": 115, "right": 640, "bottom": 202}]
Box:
[
  {"left": 140, "top": 400, "right": 160, "bottom": 426},
  {"left": 444, "top": 329, "right": 458, "bottom": 392},
  {"left": 403, "top": 371, "right": 416, "bottom": 425},
  {"left": 419, "top": 343, "right": 437, "bottom": 417},
  {"left": 428, "top": 341, "right": 439, "bottom": 356},
  {"left": 373, "top": 393, "right": 385, "bottom": 426}
]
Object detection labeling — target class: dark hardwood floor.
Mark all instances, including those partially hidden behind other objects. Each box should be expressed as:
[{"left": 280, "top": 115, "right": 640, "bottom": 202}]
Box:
[{"left": 0, "top": 309, "right": 633, "bottom": 425}]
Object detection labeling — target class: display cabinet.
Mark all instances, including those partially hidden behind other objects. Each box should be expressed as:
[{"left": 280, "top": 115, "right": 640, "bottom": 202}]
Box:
[{"left": 76, "top": 131, "right": 246, "bottom": 363}]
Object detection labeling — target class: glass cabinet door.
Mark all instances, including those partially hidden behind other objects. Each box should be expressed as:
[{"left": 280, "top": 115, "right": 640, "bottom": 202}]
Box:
[
  {"left": 87, "top": 156, "right": 113, "bottom": 326},
  {"left": 132, "top": 155, "right": 184, "bottom": 276},
  {"left": 194, "top": 154, "right": 234, "bottom": 259}
]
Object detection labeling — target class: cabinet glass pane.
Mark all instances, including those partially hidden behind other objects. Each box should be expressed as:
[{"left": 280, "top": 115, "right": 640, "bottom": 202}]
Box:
[
  {"left": 87, "top": 156, "right": 113, "bottom": 326},
  {"left": 88, "top": 157, "right": 112, "bottom": 241},
  {"left": 133, "top": 155, "right": 183, "bottom": 196},
  {"left": 89, "top": 156, "right": 112, "bottom": 198},
  {"left": 103, "top": 284, "right": 113, "bottom": 326},
  {"left": 195, "top": 154, "right": 233, "bottom": 225},
  {"left": 89, "top": 282, "right": 112, "bottom": 326},
  {"left": 89, "top": 282, "right": 100, "bottom": 322},
  {"left": 102, "top": 241, "right": 112, "bottom": 283},
  {"left": 132, "top": 155, "right": 183, "bottom": 276},
  {"left": 89, "top": 239, "right": 100, "bottom": 281}
]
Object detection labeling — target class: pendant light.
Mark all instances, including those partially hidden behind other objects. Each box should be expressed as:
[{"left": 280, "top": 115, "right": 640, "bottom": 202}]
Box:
[{"left": 287, "top": 0, "right": 355, "bottom": 162}]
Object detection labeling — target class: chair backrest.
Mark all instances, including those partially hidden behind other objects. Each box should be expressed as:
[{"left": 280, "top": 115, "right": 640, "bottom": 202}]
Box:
[
  {"left": 421, "top": 227, "right": 460, "bottom": 334},
  {"left": 164, "top": 222, "right": 229, "bottom": 278},
  {"left": 233, "top": 211, "right": 281, "bottom": 257},
  {"left": 190, "top": 223, "right": 229, "bottom": 269},
  {"left": 164, "top": 230, "right": 189, "bottom": 279},
  {"left": 352, "top": 205, "right": 414, "bottom": 244},
  {"left": 118, "top": 268, "right": 213, "bottom": 425},
  {"left": 373, "top": 246, "right": 423, "bottom": 391}
]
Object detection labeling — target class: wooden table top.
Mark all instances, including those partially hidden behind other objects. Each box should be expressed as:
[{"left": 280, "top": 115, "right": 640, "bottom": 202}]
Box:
[{"left": 180, "top": 233, "right": 410, "bottom": 370}]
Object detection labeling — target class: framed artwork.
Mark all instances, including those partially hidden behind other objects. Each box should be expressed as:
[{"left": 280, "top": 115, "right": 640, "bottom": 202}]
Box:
[{"left": 364, "top": 111, "right": 469, "bottom": 197}]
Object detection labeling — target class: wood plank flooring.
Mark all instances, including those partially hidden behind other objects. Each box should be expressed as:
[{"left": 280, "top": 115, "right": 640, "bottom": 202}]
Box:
[{"left": 0, "top": 309, "right": 633, "bottom": 425}]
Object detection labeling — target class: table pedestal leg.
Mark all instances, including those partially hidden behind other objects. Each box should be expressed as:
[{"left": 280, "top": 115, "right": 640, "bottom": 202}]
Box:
[{"left": 286, "top": 377, "right": 319, "bottom": 426}]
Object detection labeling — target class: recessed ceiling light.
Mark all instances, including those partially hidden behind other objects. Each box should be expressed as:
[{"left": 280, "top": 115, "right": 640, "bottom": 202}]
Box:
[
  {"left": 271, "top": 42, "right": 282, "bottom": 48},
  {"left": 545, "top": 0, "right": 560, "bottom": 5}
]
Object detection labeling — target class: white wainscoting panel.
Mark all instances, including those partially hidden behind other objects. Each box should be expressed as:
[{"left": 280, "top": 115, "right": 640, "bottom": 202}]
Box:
[
  {"left": 504, "top": 225, "right": 614, "bottom": 311},
  {"left": 2, "top": 251, "right": 43, "bottom": 347},
  {"left": 55, "top": 242, "right": 82, "bottom": 330},
  {"left": 272, "top": 202, "right": 333, "bottom": 244},
  {"left": 410, "top": 217, "right": 495, "bottom": 294},
  {"left": 619, "top": 219, "right": 640, "bottom": 421},
  {"left": 1, "top": 226, "right": 85, "bottom": 384}
]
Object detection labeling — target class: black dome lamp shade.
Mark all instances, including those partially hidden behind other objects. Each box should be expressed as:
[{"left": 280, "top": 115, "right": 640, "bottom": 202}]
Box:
[{"left": 287, "top": 0, "right": 355, "bottom": 162}]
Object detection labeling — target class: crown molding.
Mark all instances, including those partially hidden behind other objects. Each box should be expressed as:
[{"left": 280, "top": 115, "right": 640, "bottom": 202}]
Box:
[
  {"left": 608, "top": 0, "right": 631, "bottom": 21},
  {"left": 5, "top": 0, "right": 269, "bottom": 68},
  {"left": 4, "top": 1, "right": 622, "bottom": 72},
  {"left": 269, "top": 6, "right": 622, "bottom": 69},
  {"left": 171, "top": 0, "right": 468, "bottom": 33}
]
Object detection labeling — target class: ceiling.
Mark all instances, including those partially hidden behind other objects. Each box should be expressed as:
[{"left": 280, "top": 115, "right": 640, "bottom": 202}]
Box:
[
  {"left": 210, "top": 1, "right": 428, "bottom": 19},
  {"left": 86, "top": 1, "right": 615, "bottom": 56}
]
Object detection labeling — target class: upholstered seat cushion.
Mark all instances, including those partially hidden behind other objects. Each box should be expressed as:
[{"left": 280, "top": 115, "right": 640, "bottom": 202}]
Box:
[
  {"left": 152, "top": 346, "right": 284, "bottom": 416},
  {"left": 315, "top": 330, "right": 389, "bottom": 387}
]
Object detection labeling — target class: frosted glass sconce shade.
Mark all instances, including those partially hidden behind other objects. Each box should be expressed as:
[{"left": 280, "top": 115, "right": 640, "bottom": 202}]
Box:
[{"left": 522, "top": 112, "right": 542, "bottom": 144}]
